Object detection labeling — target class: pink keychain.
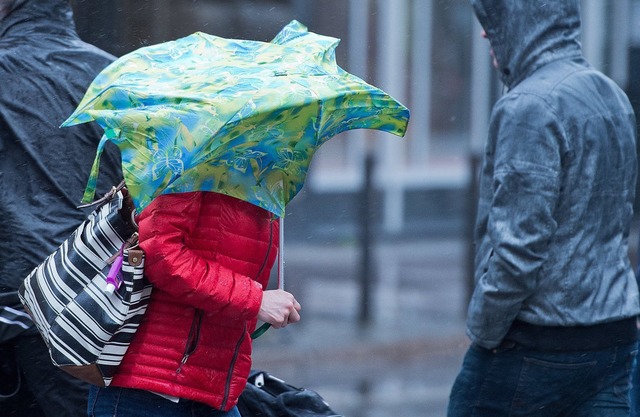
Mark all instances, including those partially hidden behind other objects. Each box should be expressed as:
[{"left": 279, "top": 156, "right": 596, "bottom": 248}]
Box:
[
  {"left": 105, "top": 250, "right": 124, "bottom": 294},
  {"left": 104, "top": 232, "right": 139, "bottom": 294}
]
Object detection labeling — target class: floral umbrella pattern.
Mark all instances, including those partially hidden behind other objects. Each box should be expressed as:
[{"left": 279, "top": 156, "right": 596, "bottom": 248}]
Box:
[{"left": 63, "top": 20, "right": 410, "bottom": 217}]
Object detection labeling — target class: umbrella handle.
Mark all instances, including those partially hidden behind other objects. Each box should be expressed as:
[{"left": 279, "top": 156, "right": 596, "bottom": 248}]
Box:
[{"left": 251, "top": 322, "right": 271, "bottom": 339}]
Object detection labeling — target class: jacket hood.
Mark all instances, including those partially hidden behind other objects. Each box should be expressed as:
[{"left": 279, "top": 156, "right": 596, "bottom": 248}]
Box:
[
  {"left": 470, "top": 0, "right": 584, "bottom": 88},
  {"left": 0, "top": 0, "right": 75, "bottom": 38}
]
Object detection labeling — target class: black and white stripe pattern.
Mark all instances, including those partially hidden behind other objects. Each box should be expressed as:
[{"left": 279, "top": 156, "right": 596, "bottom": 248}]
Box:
[
  {"left": 19, "top": 191, "right": 152, "bottom": 387},
  {"left": 0, "top": 305, "right": 32, "bottom": 330},
  {"left": 0, "top": 303, "right": 33, "bottom": 343}
]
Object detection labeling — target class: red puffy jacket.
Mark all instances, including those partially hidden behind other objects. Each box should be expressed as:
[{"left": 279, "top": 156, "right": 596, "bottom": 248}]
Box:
[{"left": 111, "top": 191, "right": 279, "bottom": 411}]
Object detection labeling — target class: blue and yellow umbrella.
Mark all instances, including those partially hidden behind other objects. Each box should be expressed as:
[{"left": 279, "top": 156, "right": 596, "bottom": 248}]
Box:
[{"left": 63, "top": 20, "right": 409, "bottom": 217}]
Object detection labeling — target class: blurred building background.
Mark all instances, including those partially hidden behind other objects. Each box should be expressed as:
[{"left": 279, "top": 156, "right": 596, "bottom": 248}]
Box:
[
  {"left": 70, "top": 0, "right": 640, "bottom": 240},
  {"left": 65, "top": 1, "right": 640, "bottom": 415}
]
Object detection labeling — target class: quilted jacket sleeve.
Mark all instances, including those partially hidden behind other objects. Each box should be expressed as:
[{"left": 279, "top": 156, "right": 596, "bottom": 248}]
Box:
[{"left": 137, "top": 192, "right": 264, "bottom": 321}]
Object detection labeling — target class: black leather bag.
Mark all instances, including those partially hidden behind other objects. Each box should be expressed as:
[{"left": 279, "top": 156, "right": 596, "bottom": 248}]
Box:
[{"left": 238, "top": 370, "right": 343, "bottom": 417}]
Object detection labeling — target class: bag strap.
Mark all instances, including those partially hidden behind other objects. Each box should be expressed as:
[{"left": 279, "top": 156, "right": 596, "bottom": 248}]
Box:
[
  {"left": 78, "top": 180, "right": 139, "bottom": 236},
  {"left": 77, "top": 180, "right": 126, "bottom": 209},
  {"left": 80, "top": 131, "right": 122, "bottom": 205}
]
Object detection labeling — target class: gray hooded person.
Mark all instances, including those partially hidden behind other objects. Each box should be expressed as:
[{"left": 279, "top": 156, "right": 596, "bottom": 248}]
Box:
[{"left": 448, "top": 1, "right": 640, "bottom": 416}]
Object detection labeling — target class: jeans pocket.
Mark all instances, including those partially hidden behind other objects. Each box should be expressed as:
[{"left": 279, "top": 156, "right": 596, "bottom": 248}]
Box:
[
  {"left": 510, "top": 356, "right": 597, "bottom": 417},
  {"left": 88, "top": 386, "right": 124, "bottom": 417},
  {"left": 613, "top": 348, "right": 638, "bottom": 402}
]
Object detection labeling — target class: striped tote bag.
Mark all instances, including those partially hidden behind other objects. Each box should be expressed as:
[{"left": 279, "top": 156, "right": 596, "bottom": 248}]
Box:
[{"left": 18, "top": 186, "right": 152, "bottom": 387}]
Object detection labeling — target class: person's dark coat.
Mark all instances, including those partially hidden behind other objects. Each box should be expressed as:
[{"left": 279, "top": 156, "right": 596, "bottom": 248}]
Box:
[
  {"left": 0, "top": 2, "right": 123, "bottom": 416},
  {"left": 0, "top": 0, "right": 122, "bottom": 339},
  {"left": 468, "top": 0, "right": 640, "bottom": 348},
  {"left": 0, "top": 0, "right": 122, "bottom": 294}
]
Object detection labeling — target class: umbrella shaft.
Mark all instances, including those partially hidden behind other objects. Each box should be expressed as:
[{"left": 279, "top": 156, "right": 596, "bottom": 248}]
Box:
[{"left": 278, "top": 216, "right": 284, "bottom": 290}]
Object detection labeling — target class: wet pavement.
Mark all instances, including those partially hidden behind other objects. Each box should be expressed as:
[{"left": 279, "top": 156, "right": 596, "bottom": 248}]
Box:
[{"left": 251, "top": 237, "right": 470, "bottom": 417}]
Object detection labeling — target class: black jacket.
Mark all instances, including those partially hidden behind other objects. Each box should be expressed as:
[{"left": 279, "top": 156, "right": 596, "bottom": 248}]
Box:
[{"left": 0, "top": 0, "right": 122, "bottom": 298}]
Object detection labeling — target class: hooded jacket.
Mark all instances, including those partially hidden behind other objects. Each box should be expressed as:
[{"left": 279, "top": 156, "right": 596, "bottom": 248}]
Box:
[
  {"left": 468, "top": 0, "right": 640, "bottom": 348},
  {"left": 112, "top": 191, "right": 278, "bottom": 411},
  {"left": 0, "top": 0, "right": 120, "bottom": 335}
]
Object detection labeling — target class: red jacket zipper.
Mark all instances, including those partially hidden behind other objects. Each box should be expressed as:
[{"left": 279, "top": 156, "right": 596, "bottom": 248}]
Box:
[
  {"left": 176, "top": 308, "right": 203, "bottom": 373},
  {"left": 221, "top": 216, "right": 275, "bottom": 408}
]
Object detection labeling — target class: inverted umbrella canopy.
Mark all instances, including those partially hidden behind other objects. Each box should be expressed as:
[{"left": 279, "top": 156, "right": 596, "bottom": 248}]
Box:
[{"left": 63, "top": 20, "right": 410, "bottom": 217}]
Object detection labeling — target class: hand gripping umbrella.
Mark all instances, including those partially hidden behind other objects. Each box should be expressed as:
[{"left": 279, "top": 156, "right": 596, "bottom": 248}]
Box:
[{"left": 63, "top": 20, "right": 409, "bottom": 333}]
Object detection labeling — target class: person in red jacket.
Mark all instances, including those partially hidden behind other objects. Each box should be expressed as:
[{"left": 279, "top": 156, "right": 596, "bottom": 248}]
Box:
[{"left": 87, "top": 191, "right": 302, "bottom": 417}]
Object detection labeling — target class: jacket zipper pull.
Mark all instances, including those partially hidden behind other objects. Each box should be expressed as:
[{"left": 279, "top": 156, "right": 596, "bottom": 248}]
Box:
[{"left": 176, "top": 353, "right": 190, "bottom": 374}]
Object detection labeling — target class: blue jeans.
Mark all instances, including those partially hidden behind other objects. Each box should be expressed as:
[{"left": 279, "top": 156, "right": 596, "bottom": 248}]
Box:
[
  {"left": 87, "top": 385, "right": 241, "bottom": 417},
  {"left": 448, "top": 341, "right": 637, "bottom": 417},
  {"left": 631, "top": 340, "right": 640, "bottom": 417}
]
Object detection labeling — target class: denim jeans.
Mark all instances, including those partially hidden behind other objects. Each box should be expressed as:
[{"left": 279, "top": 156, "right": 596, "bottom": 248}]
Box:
[
  {"left": 447, "top": 341, "right": 637, "bottom": 417},
  {"left": 88, "top": 386, "right": 241, "bottom": 417},
  {"left": 631, "top": 340, "right": 640, "bottom": 417}
]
